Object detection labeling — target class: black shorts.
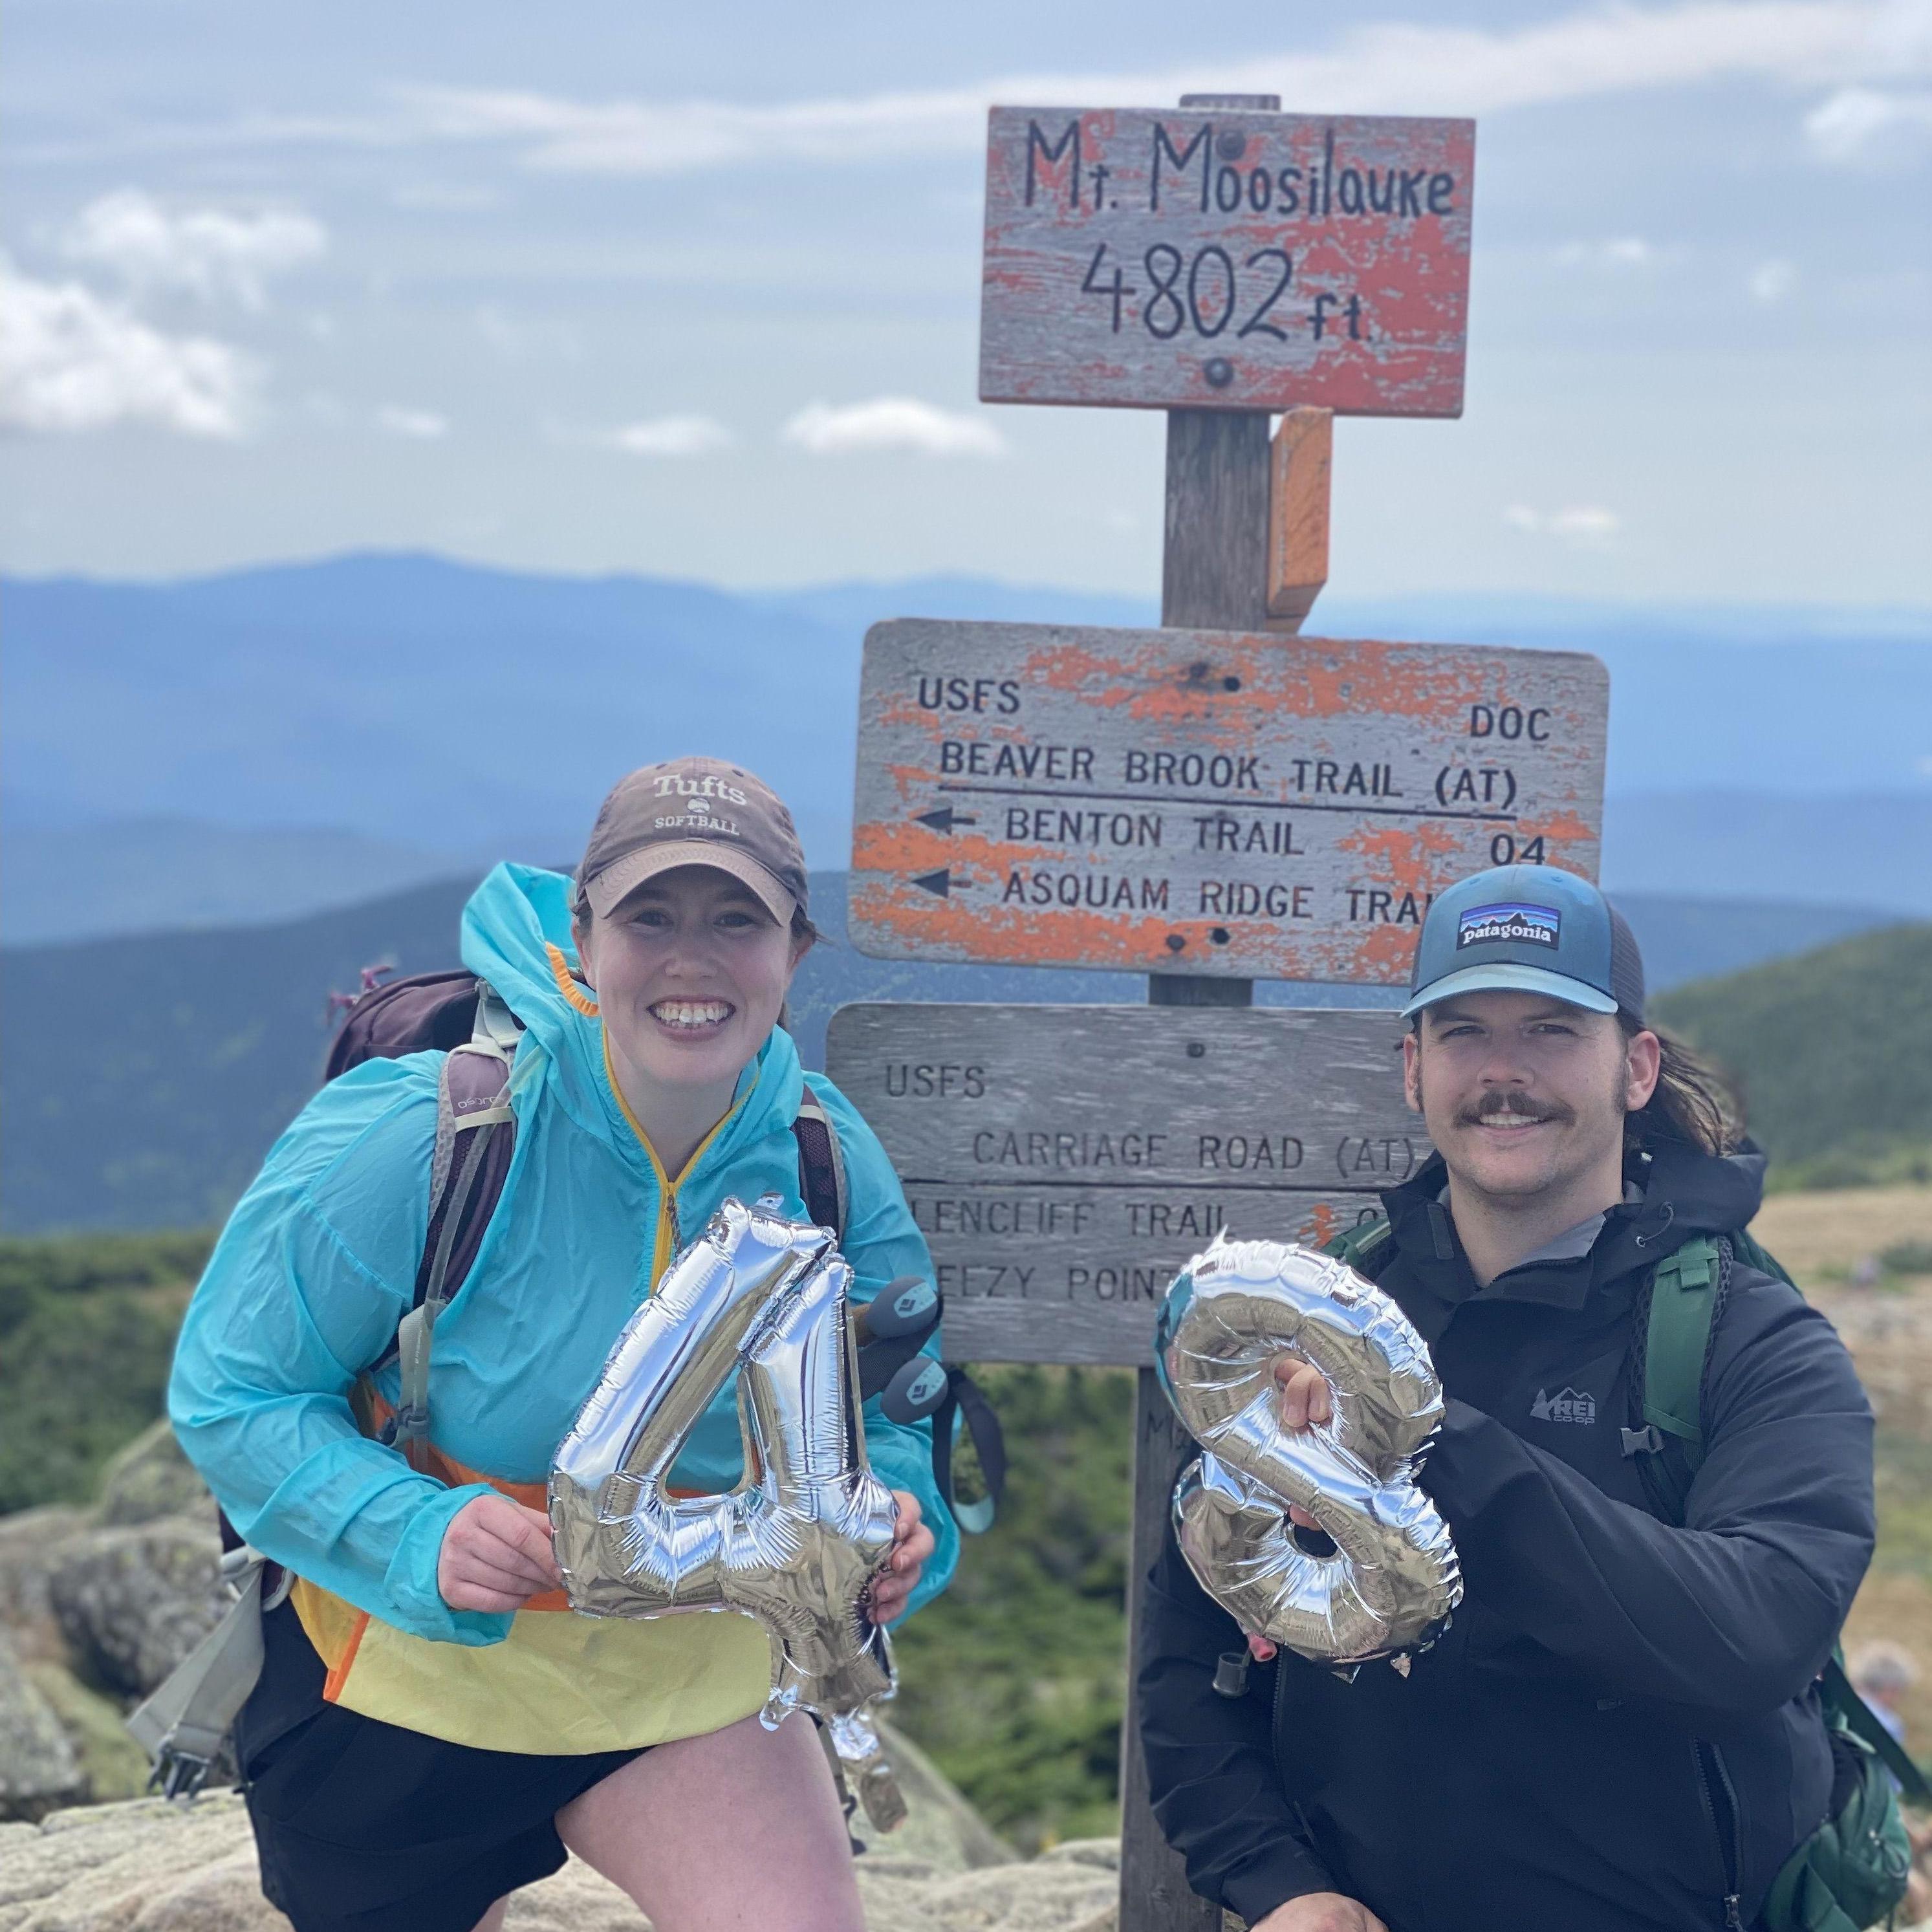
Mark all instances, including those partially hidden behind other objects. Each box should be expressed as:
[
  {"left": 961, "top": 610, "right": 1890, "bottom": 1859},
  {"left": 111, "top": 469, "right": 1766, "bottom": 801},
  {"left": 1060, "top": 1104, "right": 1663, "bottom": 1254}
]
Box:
[{"left": 237, "top": 1600, "right": 645, "bottom": 1932}]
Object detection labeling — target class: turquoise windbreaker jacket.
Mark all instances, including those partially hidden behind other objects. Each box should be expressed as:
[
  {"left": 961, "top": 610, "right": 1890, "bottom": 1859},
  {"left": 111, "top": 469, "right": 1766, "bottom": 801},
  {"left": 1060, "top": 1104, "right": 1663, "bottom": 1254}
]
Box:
[{"left": 169, "top": 863, "right": 958, "bottom": 1651}]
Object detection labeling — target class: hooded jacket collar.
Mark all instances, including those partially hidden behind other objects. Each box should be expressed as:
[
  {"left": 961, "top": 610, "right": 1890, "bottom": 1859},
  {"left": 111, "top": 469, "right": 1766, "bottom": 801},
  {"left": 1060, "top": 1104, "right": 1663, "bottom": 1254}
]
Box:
[
  {"left": 457, "top": 862, "right": 806, "bottom": 1177},
  {"left": 1378, "top": 1133, "right": 1768, "bottom": 1328}
]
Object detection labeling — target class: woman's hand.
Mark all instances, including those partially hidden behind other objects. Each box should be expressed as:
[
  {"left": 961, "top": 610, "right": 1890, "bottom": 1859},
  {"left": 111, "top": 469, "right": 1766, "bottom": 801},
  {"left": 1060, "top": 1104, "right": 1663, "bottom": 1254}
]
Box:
[
  {"left": 867, "top": 1490, "right": 935, "bottom": 1625},
  {"left": 438, "top": 1493, "right": 564, "bottom": 1612}
]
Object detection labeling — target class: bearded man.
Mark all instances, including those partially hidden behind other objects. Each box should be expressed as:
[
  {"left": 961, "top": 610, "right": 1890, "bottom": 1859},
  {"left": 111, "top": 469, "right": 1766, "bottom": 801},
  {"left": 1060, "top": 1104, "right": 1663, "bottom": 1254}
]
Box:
[{"left": 1137, "top": 865, "right": 1879, "bottom": 1932}]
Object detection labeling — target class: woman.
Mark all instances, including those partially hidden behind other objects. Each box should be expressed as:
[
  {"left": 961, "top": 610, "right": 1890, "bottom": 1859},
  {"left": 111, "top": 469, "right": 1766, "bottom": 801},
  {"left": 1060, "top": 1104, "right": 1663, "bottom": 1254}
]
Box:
[{"left": 169, "top": 755, "right": 955, "bottom": 1932}]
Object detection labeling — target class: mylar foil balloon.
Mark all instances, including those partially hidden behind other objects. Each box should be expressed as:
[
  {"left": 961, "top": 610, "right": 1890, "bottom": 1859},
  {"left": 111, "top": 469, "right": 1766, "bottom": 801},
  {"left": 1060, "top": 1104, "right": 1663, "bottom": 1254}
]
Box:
[
  {"left": 1156, "top": 1232, "right": 1462, "bottom": 1672},
  {"left": 550, "top": 1198, "right": 905, "bottom": 1823}
]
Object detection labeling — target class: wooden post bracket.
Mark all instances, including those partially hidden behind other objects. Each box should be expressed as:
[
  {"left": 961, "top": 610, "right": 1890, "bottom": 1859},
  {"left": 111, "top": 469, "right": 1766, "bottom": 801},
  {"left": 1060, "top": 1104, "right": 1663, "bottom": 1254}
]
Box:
[{"left": 1266, "top": 406, "right": 1332, "bottom": 632}]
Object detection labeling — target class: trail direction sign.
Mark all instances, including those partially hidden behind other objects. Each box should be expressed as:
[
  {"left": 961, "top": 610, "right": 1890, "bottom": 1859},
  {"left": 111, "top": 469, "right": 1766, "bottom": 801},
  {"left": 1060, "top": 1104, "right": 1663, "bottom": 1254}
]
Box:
[
  {"left": 850, "top": 618, "right": 1608, "bottom": 983},
  {"left": 980, "top": 107, "right": 1474, "bottom": 415},
  {"left": 826, "top": 1004, "right": 1424, "bottom": 1366}
]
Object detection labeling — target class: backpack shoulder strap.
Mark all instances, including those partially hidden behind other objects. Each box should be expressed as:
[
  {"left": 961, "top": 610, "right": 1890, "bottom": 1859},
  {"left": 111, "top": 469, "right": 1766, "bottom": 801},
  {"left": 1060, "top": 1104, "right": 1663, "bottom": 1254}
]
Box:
[
  {"left": 1624, "top": 1233, "right": 1728, "bottom": 1523},
  {"left": 385, "top": 982, "right": 520, "bottom": 1467},
  {"left": 792, "top": 1081, "right": 847, "bottom": 1239},
  {"left": 1325, "top": 1215, "right": 1395, "bottom": 1275}
]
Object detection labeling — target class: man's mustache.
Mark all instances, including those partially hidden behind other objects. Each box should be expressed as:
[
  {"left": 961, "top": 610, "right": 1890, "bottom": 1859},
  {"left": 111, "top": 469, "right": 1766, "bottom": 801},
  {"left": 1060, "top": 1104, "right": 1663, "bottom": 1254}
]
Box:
[{"left": 1455, "top": 1092, "right": 1574, "bottom": 1129}]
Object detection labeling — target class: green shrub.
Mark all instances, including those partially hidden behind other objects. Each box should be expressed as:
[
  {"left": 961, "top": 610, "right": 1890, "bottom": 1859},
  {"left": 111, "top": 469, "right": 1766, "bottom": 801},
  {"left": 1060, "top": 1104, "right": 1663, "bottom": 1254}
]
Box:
[
  {"left": 891, "top": 1364, "right": 1136, "bottom": 1849},
  {"left": 0, "top": 1231, "right": 212, "bottom": 1513},
  {"left": 1652, "top": 924, "right": 1932, "bottom": 1171}
]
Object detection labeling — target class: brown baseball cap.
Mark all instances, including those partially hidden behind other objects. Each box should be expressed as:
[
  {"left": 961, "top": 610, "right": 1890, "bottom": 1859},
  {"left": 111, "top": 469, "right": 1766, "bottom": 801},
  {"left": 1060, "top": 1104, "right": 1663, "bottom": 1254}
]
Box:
[{"left": 576, "top": 757, "right": 809, "bottom": 926}]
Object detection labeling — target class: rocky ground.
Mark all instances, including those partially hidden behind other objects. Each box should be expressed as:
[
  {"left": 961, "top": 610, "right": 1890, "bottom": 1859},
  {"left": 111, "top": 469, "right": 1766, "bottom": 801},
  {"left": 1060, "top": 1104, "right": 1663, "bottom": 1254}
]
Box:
[{"left": 0, "top": 1796, "right": 1121, "bottom": 1932}]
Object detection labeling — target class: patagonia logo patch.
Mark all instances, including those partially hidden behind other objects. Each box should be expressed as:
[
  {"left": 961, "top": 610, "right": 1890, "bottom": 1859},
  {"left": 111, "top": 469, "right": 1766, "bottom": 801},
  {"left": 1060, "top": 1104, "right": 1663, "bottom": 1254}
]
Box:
[{"left": 1457, "top": 902, "right": 1561, "bottom": 950}]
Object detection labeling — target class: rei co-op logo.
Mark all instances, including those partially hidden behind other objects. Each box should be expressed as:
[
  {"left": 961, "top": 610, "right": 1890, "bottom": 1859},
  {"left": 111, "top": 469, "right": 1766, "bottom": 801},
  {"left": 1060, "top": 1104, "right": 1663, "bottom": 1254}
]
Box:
[
  {"left": 1530, "top": 1387, "right": 1596, "bottom": 1426},
  {"left": 1457, "top": 901, "right": 1561, "bottom": 951}
]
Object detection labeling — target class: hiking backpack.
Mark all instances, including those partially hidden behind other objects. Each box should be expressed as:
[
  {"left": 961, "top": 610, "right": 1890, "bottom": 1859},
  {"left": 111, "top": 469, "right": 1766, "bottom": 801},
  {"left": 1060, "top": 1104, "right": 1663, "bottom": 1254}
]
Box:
[{"left": 1325, "top": 1215, "right": 1924, "bottom": 1932}]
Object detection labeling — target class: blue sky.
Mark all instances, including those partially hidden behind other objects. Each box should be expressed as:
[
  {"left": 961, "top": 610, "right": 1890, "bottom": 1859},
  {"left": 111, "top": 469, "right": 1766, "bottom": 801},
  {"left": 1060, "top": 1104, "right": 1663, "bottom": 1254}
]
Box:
[{"left": 3, "top": 0, "right": 1929, "bottom": 602}]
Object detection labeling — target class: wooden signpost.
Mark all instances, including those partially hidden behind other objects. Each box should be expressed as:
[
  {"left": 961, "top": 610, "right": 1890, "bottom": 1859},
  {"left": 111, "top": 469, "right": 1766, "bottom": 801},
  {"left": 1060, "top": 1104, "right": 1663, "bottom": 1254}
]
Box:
[{"left": 833, "top": 91, "right": 1602, "bottom": 1932}]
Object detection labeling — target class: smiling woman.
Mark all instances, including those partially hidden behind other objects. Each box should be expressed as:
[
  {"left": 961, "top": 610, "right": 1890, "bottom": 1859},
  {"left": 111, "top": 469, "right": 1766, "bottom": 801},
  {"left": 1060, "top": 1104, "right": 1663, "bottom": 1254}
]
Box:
[{"left": 167, "top": 754, "right": 955, "bottom": 1932}]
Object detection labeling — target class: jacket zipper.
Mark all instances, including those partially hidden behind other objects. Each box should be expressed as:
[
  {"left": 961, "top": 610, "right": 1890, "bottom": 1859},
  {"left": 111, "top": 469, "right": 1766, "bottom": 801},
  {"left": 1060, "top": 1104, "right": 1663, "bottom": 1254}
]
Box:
[{"left": 1692, "top": 1740, "right": 1745, "bottom": 1930}]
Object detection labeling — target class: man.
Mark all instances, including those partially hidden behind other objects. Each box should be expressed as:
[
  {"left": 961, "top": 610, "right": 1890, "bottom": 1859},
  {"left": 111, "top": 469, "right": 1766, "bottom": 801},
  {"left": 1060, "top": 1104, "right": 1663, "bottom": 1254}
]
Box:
[{"left": 1138, "top": 865, "right": 1876, "bottom": 1932}]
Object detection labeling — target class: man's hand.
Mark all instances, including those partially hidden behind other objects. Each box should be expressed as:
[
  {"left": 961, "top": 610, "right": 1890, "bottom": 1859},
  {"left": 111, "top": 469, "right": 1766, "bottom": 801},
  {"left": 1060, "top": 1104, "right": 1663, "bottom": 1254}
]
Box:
[
  {"left": 438, "top": 1493, "right": 564, "bottom": 1612},
  {"left": 867, "top": 1490, "right": 935, "bottom": 1624},
  {"left": 1250, "top": 1894, "right": 1389, "bottom": 1932},
  {"left": 1274, "top": 1352, "right": 1332, "bottom": 1431},
  {"left": 1248, "top": 1353, "right": 1336, "bottom": 1664}
]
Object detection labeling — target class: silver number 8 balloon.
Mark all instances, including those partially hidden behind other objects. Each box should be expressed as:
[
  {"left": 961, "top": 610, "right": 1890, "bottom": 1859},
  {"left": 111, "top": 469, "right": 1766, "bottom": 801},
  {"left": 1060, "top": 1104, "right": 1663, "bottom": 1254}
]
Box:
[
  {"left": 1156, "top": 1232, "right": 1463, "bottom": 1672},
  {"left": 550, "top": 1198, "right": 906, "bottom": 1823}
]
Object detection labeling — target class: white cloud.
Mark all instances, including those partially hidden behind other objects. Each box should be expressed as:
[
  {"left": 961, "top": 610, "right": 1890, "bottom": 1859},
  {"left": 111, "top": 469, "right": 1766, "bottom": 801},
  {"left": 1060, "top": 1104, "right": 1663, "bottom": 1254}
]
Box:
[
  {"left": 395, "top": 2, "right": 1932, "bottom": 175},
  {"left": 1504, "top": 503, "right": 1621, "bottom": 545},
  {"left": 1555, "top": 236, "right": 1661, "bottom": 270},
  {"left": 61, "top": 190, "right": 325, "bottom": 309},
  {"left": 0, "top": 255, "right": 254, "bottom": 437},
  {"left": 603, "top": 415, "right": 733, "bottom": 457},
  {"left": 1749, "top": 257, "right": 1799, "bottom": 301},
  {"left": 1803, "top": 83, "right": 1932, "bottom": 163},
  {"left": 782, "top": 397, "right": 1006, "bottom": 458},
  {"left": 376, "top": 405, "right": 448, "bottom": 439}
]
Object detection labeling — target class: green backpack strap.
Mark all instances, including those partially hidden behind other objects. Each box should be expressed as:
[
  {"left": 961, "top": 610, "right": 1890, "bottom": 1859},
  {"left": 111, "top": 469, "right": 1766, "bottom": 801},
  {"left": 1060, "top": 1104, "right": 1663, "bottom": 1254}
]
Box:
[
  {"left": 1632, "top": 1234, "right": 1725, "bottom": 1488},
  {"left": 1325, "top": 1215, "right": 1395, "bottom": 1275}
]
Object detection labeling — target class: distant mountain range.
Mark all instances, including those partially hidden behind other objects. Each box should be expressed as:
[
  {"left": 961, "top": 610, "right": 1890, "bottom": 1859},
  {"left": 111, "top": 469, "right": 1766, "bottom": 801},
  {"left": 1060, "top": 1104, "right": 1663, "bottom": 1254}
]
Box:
[
  {"left": 0, "top": 868, "right": 1905, "bottom": 1234},
  {"left": 6, "top": 550, "right": 1928, "bottom": 875}
]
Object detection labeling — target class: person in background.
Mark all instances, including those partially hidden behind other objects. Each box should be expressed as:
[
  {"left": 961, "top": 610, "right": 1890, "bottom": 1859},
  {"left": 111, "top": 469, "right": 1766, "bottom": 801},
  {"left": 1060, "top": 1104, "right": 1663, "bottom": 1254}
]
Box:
[
  {"left": 1849, "top": 1642, "right": 1918, "bottom": 1748},
  {"left": 1138, "top": 865, "right": 1876, "bottom": 1932},
  {"left": 171, "top": 757, "right": 956, "bottom": 1932}
]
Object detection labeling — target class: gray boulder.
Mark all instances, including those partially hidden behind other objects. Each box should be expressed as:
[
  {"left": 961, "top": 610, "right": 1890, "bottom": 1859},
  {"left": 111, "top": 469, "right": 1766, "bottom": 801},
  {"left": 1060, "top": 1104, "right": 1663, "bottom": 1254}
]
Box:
[
  {"left": 48, "top": 1516, "right": 226, "bottom": 1699},
  {"left": 0, "top": 1630, "right": 85, "bottom": 1823},
  {"left": 870, "top": 1719, "right": 1017, "bottom": 1869},
  {"left": 21, "top": 1657, "right": 152, "bottom": 1805},
  {"left": 0, "top": 1506, "right": 89, "bottom": 1650},
  {"left": 94, "top": 1420, "right": 213, "bottom": 1530}
]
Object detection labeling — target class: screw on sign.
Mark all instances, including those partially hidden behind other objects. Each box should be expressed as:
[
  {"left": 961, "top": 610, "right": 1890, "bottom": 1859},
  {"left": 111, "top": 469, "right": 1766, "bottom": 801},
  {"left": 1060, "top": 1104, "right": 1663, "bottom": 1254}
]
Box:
[{"left": 980, "top": 106, "right": 1475, "bottom": 414}]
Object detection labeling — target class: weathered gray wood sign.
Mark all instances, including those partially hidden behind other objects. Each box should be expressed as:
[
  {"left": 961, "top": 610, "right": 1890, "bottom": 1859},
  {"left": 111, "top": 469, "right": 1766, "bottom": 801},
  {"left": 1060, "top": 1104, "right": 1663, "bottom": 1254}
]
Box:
[
  {"left": 825, "top": 1003, "right": 1425, "bottom": 1366},
  {"left": 980, "top": 106, "right": 1475, "bottom": 415},
  {"left": 849, "top": 617, "right": 1608, "bottom": 983}
]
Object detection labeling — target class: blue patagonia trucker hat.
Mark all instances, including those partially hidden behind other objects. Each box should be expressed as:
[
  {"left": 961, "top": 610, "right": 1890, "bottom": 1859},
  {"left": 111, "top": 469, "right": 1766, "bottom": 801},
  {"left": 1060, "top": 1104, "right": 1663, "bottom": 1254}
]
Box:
[{"left": 1401, "top": 864, "right": 1645, "bottom": 1021}]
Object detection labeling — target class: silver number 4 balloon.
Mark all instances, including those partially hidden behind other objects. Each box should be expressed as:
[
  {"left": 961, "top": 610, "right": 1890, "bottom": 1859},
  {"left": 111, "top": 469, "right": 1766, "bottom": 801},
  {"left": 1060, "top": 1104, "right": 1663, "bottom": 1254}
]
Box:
[
  {"left": 1156, "top": 1232, "right": 1463, "bottom": 1673},
  {"left": 550, "top": 1197, "right": 906, "bottom": 1825}
]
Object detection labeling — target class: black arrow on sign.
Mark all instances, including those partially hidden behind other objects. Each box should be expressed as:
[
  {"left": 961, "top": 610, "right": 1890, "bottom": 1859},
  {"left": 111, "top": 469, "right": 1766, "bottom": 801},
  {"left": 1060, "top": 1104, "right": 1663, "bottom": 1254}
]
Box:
[
  {"left": 911, "top": 868, "right": 971, "bottom": 898},
  {"left": 915, "top": 807, "right": 979, "bottom": 834}
]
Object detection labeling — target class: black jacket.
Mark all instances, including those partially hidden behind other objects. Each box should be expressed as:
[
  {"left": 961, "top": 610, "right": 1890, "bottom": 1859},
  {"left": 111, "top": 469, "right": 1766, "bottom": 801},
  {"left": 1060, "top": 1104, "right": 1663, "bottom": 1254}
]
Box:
[{"left": 1137, "top": 1138, "right": 1875, "bottom": 1932}]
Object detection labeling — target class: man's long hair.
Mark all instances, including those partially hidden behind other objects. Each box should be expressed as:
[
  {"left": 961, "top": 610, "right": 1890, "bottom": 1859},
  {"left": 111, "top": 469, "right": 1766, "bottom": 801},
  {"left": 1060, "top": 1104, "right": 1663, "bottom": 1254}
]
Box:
[{"left": 1624, "top": 1019, "right": 1744, "bottom": 1158}]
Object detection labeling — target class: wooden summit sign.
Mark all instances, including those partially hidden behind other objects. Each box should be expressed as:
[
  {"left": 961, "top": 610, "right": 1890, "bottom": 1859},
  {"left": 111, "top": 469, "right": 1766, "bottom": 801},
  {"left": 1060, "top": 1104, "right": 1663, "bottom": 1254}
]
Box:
[
  {"left": 827, "top": 1004, "right": 1424, "bottom": 1367},
  {"left": 850, "top": 618, "right": 1608, "bottom": 983},
  {"left": 980, "top": 106, "right": 1474, "bottom": 415}
]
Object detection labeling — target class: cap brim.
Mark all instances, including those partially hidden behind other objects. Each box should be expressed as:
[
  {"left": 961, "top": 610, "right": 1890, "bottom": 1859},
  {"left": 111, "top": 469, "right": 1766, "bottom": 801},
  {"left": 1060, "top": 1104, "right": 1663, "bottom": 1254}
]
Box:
[
  {"left": 1401, "top": 962, "right": 1620, "bottom": 1019},
  {"left": 587, "top": 841, "right": 796, "bottom": 926}
]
